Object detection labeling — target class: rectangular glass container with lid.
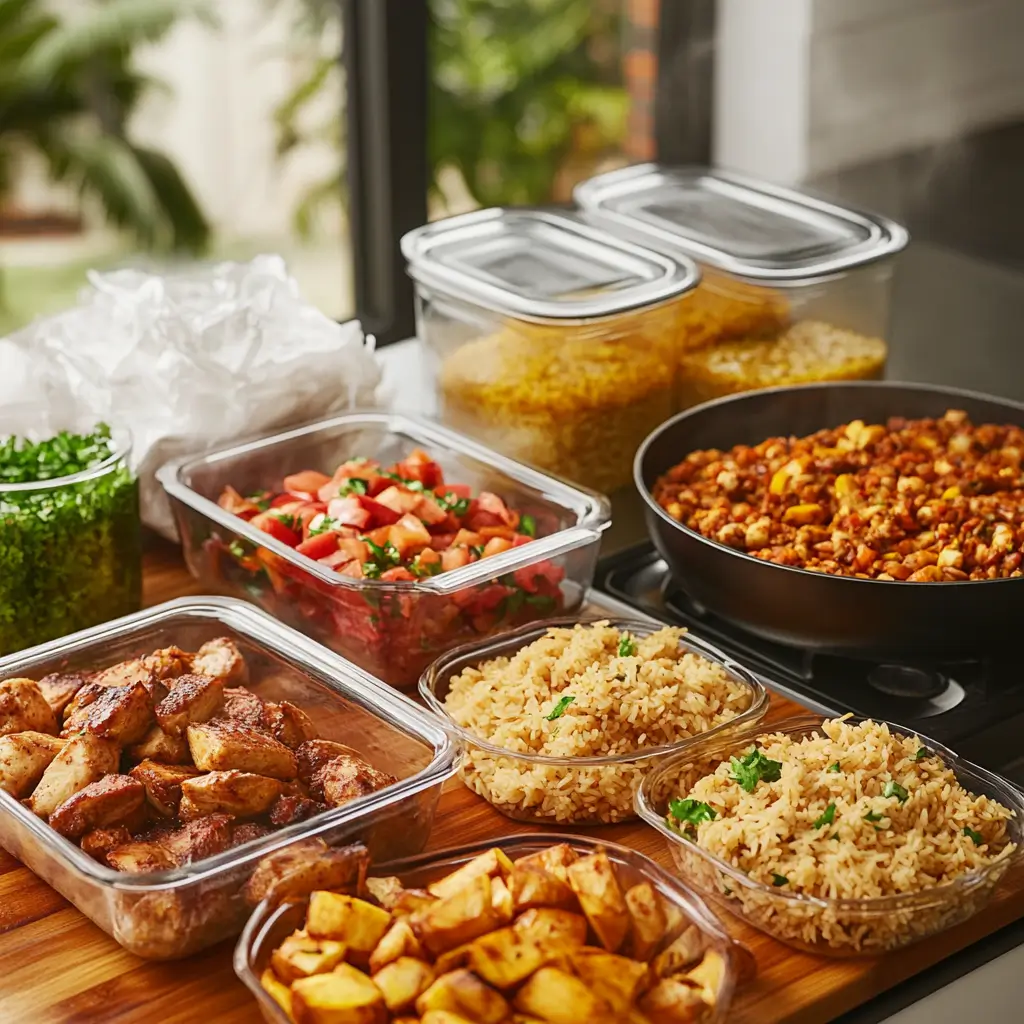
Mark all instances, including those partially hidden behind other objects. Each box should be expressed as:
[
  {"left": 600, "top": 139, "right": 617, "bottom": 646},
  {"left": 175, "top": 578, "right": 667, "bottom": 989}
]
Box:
[
  {"left": 574, "top": 165, "right": 909, "bottom": 409},
  {"left": 401, "top": 208, "right": 701, "bottom": 493}
]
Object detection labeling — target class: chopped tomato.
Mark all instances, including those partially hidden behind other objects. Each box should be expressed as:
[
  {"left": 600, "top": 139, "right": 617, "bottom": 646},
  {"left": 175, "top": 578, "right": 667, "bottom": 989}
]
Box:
[
  {"left": 429, "top": 533, "right": 455, "bottom": 550},
  {"left": 250, "top": 510, "right": 301, "bottom": 547},
  {"left": 452, "top": 528, "right": 483, "bottom": 547},
  {"left": 389, "top": 514, "right": 432, "bottom": 556},
  {"left": 372, "top": 486, "right": 421, "bottom": 517},
  {"left": 396, "top": 449, "right": 443, "bottom": 488},
  {"left": 514, "top": 561, "right": 565, "bottom": 592},
  {"left": 435, "top": 482, "right": 471, "bottom": 500},
  {"left": 217, "top": 485, "right": 262, "bottom": 520},
  {"left": 416, "top": 547, "right": 442, "bottom": 568},
  {"left": 336, "top": 537, "right": 370, "bottom": 563},
  {"left": 327, "top": 496, "right": 371, "bottom": 529},
  {"left": 478, "top": 525, "right": 515, "bottom": 540},
  {"left": 441, "top": 545, "right": 472, "bottom": 572},
  {"left": 338, "top": 559, "right": 366, "bottom": 578},
  {"left": 512, "top": 534, "right": 534, "bottom": 547},
  {"left": 364, "top": 525, "right": 393, "bottom": 547},
  {"left": 380, "top": 566, "right": 417, "bottom": 582},
  {"left": 415, "top": 493, "right": 448, "bottom": 525},
  {"left": 482, "top": 537, "right": 513, "bottom": 557},
  {"left": 319, "top": 548, "right": 355, "bottom": 570},
  {"left": 296, "top": 531, "right": 340, "bottom": 560},
  {"left": 283, "top": 470, "right": 332, "bottom": 496},
  {"left": 466, "top": 491, "right": 516, "bottom": 530},
  {"left": 356, "top": 494, "right": 402, "bottom": 526}
]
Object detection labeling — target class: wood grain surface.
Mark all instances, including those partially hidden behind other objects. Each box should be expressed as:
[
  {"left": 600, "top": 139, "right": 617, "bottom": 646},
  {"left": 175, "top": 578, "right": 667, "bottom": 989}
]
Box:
[{"left": 1, "top": 538, "right": 1022, "bottom": 1023}]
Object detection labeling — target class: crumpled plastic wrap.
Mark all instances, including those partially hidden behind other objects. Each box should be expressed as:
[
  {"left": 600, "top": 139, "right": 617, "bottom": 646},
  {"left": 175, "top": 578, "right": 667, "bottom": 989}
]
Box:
[{"left": 0, "top": 256, "right": 381, "bottom": 538}]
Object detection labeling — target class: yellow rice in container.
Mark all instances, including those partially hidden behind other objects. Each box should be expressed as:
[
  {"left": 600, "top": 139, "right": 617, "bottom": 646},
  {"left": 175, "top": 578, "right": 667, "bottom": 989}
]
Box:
[{"left": 441, "top": 621, "right": 755, "bottom": 824}]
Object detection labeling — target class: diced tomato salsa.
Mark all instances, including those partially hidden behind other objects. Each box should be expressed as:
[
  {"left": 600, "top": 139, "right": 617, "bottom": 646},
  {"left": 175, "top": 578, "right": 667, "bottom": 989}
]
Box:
[{"left": 206, "top": 449, "right": 566, "bottom": 687}]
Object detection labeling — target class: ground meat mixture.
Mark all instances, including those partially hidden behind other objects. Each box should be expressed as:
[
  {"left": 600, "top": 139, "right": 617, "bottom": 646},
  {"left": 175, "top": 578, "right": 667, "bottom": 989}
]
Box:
[{"left": 653, "top": 409, "right": 1024, "bottom": 581}]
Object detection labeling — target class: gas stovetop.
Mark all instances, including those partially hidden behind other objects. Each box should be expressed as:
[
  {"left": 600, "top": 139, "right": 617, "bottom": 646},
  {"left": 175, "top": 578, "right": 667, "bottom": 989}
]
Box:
[{"left": 596, "top": 543, "right": 1024, "bottom": 786}]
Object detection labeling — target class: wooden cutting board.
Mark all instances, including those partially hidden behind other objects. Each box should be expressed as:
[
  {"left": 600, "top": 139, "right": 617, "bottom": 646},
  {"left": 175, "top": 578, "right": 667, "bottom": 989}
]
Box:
[{"left": 1, "top": 538, "right": 1023, "bottom": 1024}]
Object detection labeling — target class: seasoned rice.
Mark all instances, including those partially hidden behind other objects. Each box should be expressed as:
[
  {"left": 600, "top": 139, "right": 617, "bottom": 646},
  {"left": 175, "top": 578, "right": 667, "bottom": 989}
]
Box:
[
  {"left": 442, "top": 621, "right": 755, "bottom": 824},
  {"left": 666, "top": 717, "right": 1018, "bottom": 952}
]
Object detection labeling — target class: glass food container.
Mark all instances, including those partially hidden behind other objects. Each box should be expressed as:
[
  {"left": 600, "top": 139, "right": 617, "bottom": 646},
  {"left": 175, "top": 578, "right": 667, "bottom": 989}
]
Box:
[
  {"left": 236, "top": 834, "right": 748, "bottom": 1024},
  {"left": 159, "top": 413, "right": 610, "bottom": 690},
  {"left": 636, "top": 715, "right": 1024, "bottom": 957},
  {"left": 401, "top": 208, "right": 701, "bottom": 493},
  {"left": 0, "top": 424, "right": 141, "bottom": 656},
  {"left": 574, "top": 165, "right": 909, "bottom": 410},
  {"left": 420, "top": 616, "right": 768, "bottom": 825},
  {"left": 0, "top": 596, "right": 456, "bottom": 959}
]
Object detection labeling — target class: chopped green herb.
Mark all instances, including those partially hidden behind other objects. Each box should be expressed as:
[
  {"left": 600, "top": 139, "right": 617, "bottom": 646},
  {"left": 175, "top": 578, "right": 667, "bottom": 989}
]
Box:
[
  {"left": 246, "top": 492, "right": 272, "bottom": 511},
  {"left": 772, "top": 874, "right": 788, "bottom": 887},
  {"left": 827, "top": 762, "right": 841, "bottom": 773},
  {"left": 520, "top": 514, "right": 536, "bottom": 538},
  {"left": 729, "top": 747, "right": 783, "bottom": 793},
  {"left": 308, "top": 515, "right": 338, "bottom": 537},
  {"left": 963, "top": 826, "right": 984, "bottom": 845},
  {"left": 361, "top": 561, "right": 382, "bottom": 579},
  {"left": 883, "top": 780, "right": 909, "bottom": 803},
  {"left": 863, "top": 809, "right": 885, "bottom": 823},
  {"left": 364, "top": 538, "right": 401, "bottom": 568},
  {"left": 228, "top": 540, "right": 247, "bottom": 560},
  {"left": 617, "top": 633, "right": 638, "bottom": 658},
  {"left": 812, "top": 803, "right": 837, "bottom": 829},
  {"left": 830, "top": 833, "right": 840, "bottom": 841},
  {"left": 409, "top": 558, "right": 442, "bottom": 578},
  {"left": 723, "top": 886, "right": 733, "bottom": 896},
  {"left": 470, "top": 545, "right": 485, "bottom": 558},
  {"left": 502, "top": 589, "right": 527, "bottom": 618},
  {"left": 525, "top": 594, "right": 557, "bottom": 611},
  {"left": 272, "top": 512, "right": 300, "bottom": 532},
  {"left": 545, "top": 695, "right": 576, "bottom": 721},
  {"left": 668, "top": 798, "right": 718, "bottom": 831},
  {"left": 436, "top": 492, "right": 471, "bottom": 517},
  {"left": 337, "top": 478, "right": 369, "bottom": 497},
  {"left": 381, "top": 471, "right": 423, "bottom": 491},
  {"left": 914, "top": 747, "right": 929, "bottom": 761}
]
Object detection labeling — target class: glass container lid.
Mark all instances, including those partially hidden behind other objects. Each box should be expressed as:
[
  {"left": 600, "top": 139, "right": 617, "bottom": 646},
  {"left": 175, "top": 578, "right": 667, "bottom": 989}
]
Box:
[
  {"left": 401, "top": 208, "right": 699, "bottom": 321},
  {"left": 574, "top": 164, "right": 909, "bottom": 283}
]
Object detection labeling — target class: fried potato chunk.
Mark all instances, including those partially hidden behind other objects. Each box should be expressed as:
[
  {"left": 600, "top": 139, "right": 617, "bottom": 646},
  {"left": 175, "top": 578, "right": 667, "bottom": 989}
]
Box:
[
  {"left": 427, "top": 848, "right": 514, "bottom": 900},
  {"left": 651, "top": 925, "right": 706, "bottom": 979},
  {"left": 567, "top": 852, "right": 630, "bottom": 952},
  {"left": 411, "top": 874, "right": 508, "bottom": 956},
  {"left": 271, "top": 930, "right": 348, "bottom": 983},
  {"left": 513, "top": 843, "right": 578, "bottom": 884},
  {"left": 49, "top": 774, "right": 146, "bottom": 838},
  {"left": 126, "top": 724, "right": 191, "bottom": 765},
  {"left": 291, "top": 963, "right": 385, "bottom": 1024},
  {"left": 569, "top": 948, "right": 649, "bottom": 1013},
  {"left": 508, "top": 865, "right": 576, "bottom": 913},
  {"left": 466, "top": 927, "right": 546, "bottom": 989},
  {"left": 373, "top": 956, "right": 436, "bottom": 1014},
  {"left": 244, "top": 839, "right": 369, "bottom": 907},
  {"left": 313, "top": 755, "right": 396, "bottom": 808},
  {"left": 62, "top": 680, "right": 154, "bottom": 744},
  {"left": 260, "top": 968, "right": 294, "bottom": 1020},
  {"left": 626, "top": 881, "right": 673, "bottom": 961},
  {"left": 263, "top": 700, "right": 319, "bottom": 748},
  {"left": 514, "top": 966, "right": 618, "bottom": 1024},
  {"left": 28, "top": 734, "right": 121, "bottom": 818},
  {"left": 307, "top": 892, "right": 392, "bottom": 965},
  {"left": 192, "top": 637, "right": 248, "bottom": 685},
  {"left": 365, "top": 875, "right": 405, "bottom": 912},
  {"left": 178, "top": 769, "right": 284, "bottom": 820},
  {"left": 512, "top": 908, "right": 588, "bottom": 951},
  {"left": 35, "top": 671, "right": 91, "bottom": 717},
  {"left": 638, "top": 977, "right": 708, "bottom": 1023},
  {"left": 0, "top": 731, "right": 65, "bottom": 797},
  {"left": 155, "top": 673, "right": 224, "bottom": 737},
  {"left": 368, "top": 919, "right": 426, "bottom": 973},
  {"left": 0, "top": 678, "right": 59, "bottom": 736},
  {"left": 187, "top": 720, "right": 297, "bottom": 779},
  {"left": 416, "top": 968, "right": 509, "bottom": 1024},
  {"left": 129, "top": 758, "right": 202, "bottom": 817}
]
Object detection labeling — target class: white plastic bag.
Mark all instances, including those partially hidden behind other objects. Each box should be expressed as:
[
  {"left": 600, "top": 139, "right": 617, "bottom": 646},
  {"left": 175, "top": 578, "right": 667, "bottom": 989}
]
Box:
[{"left": 0, "top": 256, "right": 381, "bottom": 538}]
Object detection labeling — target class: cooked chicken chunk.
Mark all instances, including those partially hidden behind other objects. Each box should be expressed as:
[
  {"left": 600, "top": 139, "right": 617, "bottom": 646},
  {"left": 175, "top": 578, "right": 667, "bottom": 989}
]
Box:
[
  {"left": 62, "top": 680, "right": 155, "bottom": 744},
  {"left": 28, "top": 735, "right": 121, "bottom": 818},
  {"left": 91, "top": 659, "right": 155, "bottom": 688},
  {"left": 80, "top": 826, "right": 133, "bottom": 862},
  {"left": 243, "top": 838, "right": 370, "bottom": 906},
  {"left": 313, "top": 754, "right": 396, "bottom": 808},
  {"left": 155, "top": 673, "right": 224, "bottom": 737},
  {"left": 126, "top": 724, "right": 191, "bottom": 765},
  {"left": 106, "top": 813, "right": 234, "bottom": 873},
  {"left": 104, "top": 839, "right": 177, "bottom": 873},
  {"left": 219, "top": 686, "right": 267, "bottom": 729},
  {"left": 36, "top": 671, "right": 91, "bottom": 717},
  {"left": 0, "top": 678, "right": 59, "bottom": 736},
  {"left": 0, "top": 731, "right": 65, "bottom": 797},
  {"left": 230, "top": 822, "right": 275, "bottom": 848},
  {"left": 263, "top": 700, "right": 319, "bottom": 748},
  {"left": 142, "top": 646, "right": 194, "bottom": 680},
  {"left": 187, "top": 721, "right": 297, "bottom": 780},
  {"left": 178, "top": 770, "right": 284, "bottom": 820},
  {"left": 129, "top": 759, "right": 203, "bottom": 817},
  {"left": 269, "top": 792, "right": 328, "bottom": 827},
  {"left": 296, "top": 739, "right": 365, "bottom": 787},
  {"left": 192, "top": 637, "right": 248, "bottom": 685},
  {"left": 49, "top": 774, "right": 146, "bottom": 838}
]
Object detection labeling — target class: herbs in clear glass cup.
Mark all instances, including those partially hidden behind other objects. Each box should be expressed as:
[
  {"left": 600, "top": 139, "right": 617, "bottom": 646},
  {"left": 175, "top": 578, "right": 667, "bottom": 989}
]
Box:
[{"left": 0, "top": 424, "right": 141, "bottom": 654}]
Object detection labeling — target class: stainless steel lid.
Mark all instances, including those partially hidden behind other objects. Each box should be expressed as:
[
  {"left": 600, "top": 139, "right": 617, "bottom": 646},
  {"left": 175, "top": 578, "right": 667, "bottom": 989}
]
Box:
[
  {"left": 401, "top": 207, "right": 699, "bottom": 321},
  {"left": 574, "top": 164, "right": 909, "bottom": 283}
]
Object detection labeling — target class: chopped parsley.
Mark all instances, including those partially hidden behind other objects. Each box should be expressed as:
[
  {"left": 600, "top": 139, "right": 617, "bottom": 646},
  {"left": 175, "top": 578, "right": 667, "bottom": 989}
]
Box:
[
  {"left": 772, "top": 874, "right": 788, "bottom": 887},
  {"left": 520, "top": 514, "right": 536, "bottom": 537},
  {"left": 436, "top": 491, "right": 470, "bottom": 516},
  {"left": 883, "top": 780, "right": 909, "bottom": 803},
  {"left": 729, "top": 747, "right": 783, "bottom": 793},
  {"left": 228, "top": 539, "right": 247, "bottom": 559},
  {"left": 409, "top": 557, "right": 442, "bottom": 578},
  {"left": 381, "top": 471, "right": 424, "bottom": 492},
  {"left": 470, "top": 545, "right": 485, "bottom": 558},
  {"left": 812, "top": 803, "right": 837, "bottom": 829},
  {"left": 361, "top": 561, "right": 382, "bottom": 579},
  {"left": 668, "top": 798, "right": 718, "bottom": 835},
  {"left": 830, "top": 833, "right": 840, "bottom": 841},
  {"left": 525, "top": 594, "right": 557, "bottom": 611},
  {"left": 364, "top": 539, "right": 401, "bottom": 568},
  {"left": 545, "top": 695, "right": 576, "bottom": 721},
  {"left": 863, "top": 809, "right": 885, "bottom": 823},
  {"left": 827, "top": 762, "right": 841, "bottom": 773},
  {"left": 309, "top": 515, "right": 338, "bottom": 537},
  {"left": 246, "top": 492, "right": 272, "bottom": 511},
  {"left": 272, "top": 512, "right": 300, "bottom": 532},
  {"left": 963, "top": 826, "right": 984, "bottom": 845},
  {"left": 336, "top": 478, "right": 368, "bottom": 497},
  {"left": 914, "top": 747, "right": 929, "bottom": 761},
  {"left": 617, "top": 633, "right": 638, "bottom": 658},
  {"left": 0, "top": 423, "right": 115, "bottom": 482}
]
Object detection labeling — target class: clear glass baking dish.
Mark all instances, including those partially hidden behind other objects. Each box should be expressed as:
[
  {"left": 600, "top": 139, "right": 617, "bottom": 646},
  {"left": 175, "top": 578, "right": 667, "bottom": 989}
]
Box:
[
  {"left": 419, "top": 616, "right": 768, "bottom": 825},
  {"left": 637, "top": 714, "right": 1024, "bottom": 957},
  {"left": 235, "top": 833, "right": 748, "bottom": 1024},
  {"left": 158, "top": 412, "right": 610, "bottom": 690},
  {"left": 402, "top": 208, "right": 701, "bottom": 493},
  {"left": 0, "top": 596, "right": 457, "bottom": 959}
]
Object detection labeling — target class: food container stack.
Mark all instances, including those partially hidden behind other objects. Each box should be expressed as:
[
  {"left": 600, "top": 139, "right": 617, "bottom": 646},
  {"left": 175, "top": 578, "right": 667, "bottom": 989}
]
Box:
[
  {"left": 575, "top": 165, "right": 909, "bottom": 410},
  {"left": 401, "top": 209, "right": 701, "bottom": 493}
]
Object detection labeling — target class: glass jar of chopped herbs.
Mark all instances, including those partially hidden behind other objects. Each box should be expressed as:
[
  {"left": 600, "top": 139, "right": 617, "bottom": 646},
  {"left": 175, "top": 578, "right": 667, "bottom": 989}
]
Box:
[{"left": 0, "top": 424, "right": 141, "bottom": 655}]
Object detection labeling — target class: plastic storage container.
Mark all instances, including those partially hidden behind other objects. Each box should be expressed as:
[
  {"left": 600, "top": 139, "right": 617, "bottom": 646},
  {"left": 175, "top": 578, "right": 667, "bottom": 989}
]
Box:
[
  {"left": 159, "top": 412, "right": 610, "bottom": 689},
  {"left": 636, "top": 715, "right": 1024, "bottom": 957},
  {"left": 420, "top": 616, "right": 768, "bottom": 824},
  {"left": 401, "top": 208, "right": 701, "bottom": 493},
  {"left": 236, "top": 833, "right": 747, "bottom": 1024},
  {"left": 0, "top": 596, "right": 456, "bottom": 959},
  {"left": 0, "top": 425, "right": 141, "bottom": 655},
  {"left": 574, "top": 165, "right": 909, "bottom": 409}
]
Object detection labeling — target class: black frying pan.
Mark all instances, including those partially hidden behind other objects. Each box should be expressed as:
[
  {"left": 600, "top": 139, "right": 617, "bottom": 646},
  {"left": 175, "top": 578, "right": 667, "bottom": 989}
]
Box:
[{"left": 635, "top": 381, "right": 1024, "bottom": 660}]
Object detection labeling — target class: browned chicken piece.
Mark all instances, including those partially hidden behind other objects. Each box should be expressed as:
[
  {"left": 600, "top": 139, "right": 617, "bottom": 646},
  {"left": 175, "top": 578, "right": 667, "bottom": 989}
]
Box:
[
  {"left": 49, "top": 774, "right": 146, "bottom": 838},
  {"left": 155, "top": 673, "right": 224, "bottom": 737},
  {"left": 243, "top": 839, "right": 370, "bottom": 906},
  {"left": 80, "top": 826, "right": 132, "bottom": 862},
  {"left": 0, "top": 678, "right": 59, "bottom": 736},
  {"left": 35, "top": 671, "right": 91, "bottom": 717},
  {"left": 91, "top": 659, "right": 154, "bottom": 688},
  {"left": 62, "top": 680, "right": 155, "bottom": 744},
  {"left": 219, "top": 686, "right": 267, "bottom": 729},
  {"left": 126, "top": 724, "right": 191, "bottom": 765},
  {"left": 187, "top": 721, "right": 297, "bottom": 780},
  {"left": 313, "top": 754, "right": 396, "bottom": 808},
  {"left": 296, "top": 739, "right": 364, "bottom": 787},
  {"left": 106, "top": 813, "right": 235, "bottom": 873},
  {"left": 269, "top": 792, "right": 328, "bottom": 827},
  {"left": 129, "top": 759, "right": 203, "bottom": 817},
  {"left": 28, "top": 734, "right": 121, "bottom": 818},
  {"left": 178, "top": 769, "right": 284, "bottom": 820},
  {"left": 62, "top": 681, "right": 105, "bottom": 723},
  {"left": 263, "top": 700, "right": 319, "bottom": 748},
  {"left": 230, "top": 822, "right": 275, "bottom": 848},
  {"left": 192, "top": 637, "right": 248, "bottom": 685},
  {"left": 0, "top": 731, "right": 66, "bottom": 797},
  {"left": 105, "top": 839, "right": 176, "bottom": 873},
  {"left": 142, "top": 646, "right": 194, "bottom": 680}
]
